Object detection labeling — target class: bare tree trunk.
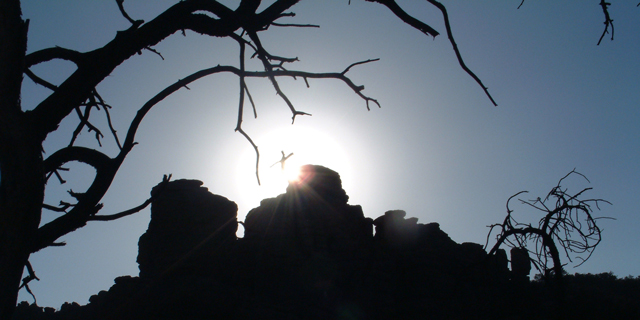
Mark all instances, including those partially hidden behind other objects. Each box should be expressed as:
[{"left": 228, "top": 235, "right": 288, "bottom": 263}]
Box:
[
  {"left": 0, "top": 240, "right": 31, "bottom": 320},
  {"left": 0, "top": 143, "right": 44, "bottom": 319},
  {"left": 0, "top": 1, "right": 43, "bottom": 319}
]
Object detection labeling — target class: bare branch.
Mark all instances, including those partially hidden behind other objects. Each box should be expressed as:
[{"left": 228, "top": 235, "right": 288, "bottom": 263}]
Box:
[
  {"left": 93, "top": 91, "right": 122, "bottom": 149},
  {"left": 87, "top": 199, "right": 147, "bottom": 222},
  {"left": 245, "top": 85, "right": 258, "bottom": 118},
  {"left": 234, "top": 39, "right": 261, "bottom": 185},
  {"left": 597, "top": 0, "right": 614, "bottom": 45},
  {"left": 45, "top": 167, "right": 69, "bottom": 184},
  {"left": 18, "top": 262, "right": 39, "bottom": 304},
  {"left": 48, "top": 242, "right": 66, "bottom": 247},
  {"left": 70, "top": 105, "right": 104, "bottom": 147},
  {"left": 271, "top": 22, "right": 319, "bottom": 28},
  {"left": 247, "top": 31, "right": 310, "bottom": 123},
  {"left": 367, "top": 0, "right": 439, "bottom": 37},
  {"left": 24, "top": 46, "right": 83, "bottom": 68},
  {"left": 42, "top": 202, "right": 73, "bottom": 213},
  {"left": 426, "top": 0, "right": 498, "bottom": 106},
  {"left": 237, "top": 128, "right": 261, "bottom": 186},
  {"left": 115, "top": 0, "right": 144, "bottom": 27},
  {"left": 278, "top": 12, "right": 296, "bottom": 18},
  {"left": 144, "top": 46, "right": 164, "bottom": 60},
  {"left": 366, "top": 0, "right": 495, "bottom": 105},
  {"left": 271, "top": 151, "right": 294, "bottom": 170},
  {"left": 342, "top": 58, "right": 379, "bottom": 74},
  {"left": 43, "top": 147, "right": 111, "bottom": 175},
  {"left": 24, "top": 69, "right": 58, "bottom": 91},
  {"left": 89, "top": 174, "right": 171, "bottom": 221}
]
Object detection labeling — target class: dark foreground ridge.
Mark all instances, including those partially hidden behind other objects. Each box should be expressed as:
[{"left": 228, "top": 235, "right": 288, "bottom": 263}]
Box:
[{"left": 13, "top": 166, "right": 640, "bottom": 319}]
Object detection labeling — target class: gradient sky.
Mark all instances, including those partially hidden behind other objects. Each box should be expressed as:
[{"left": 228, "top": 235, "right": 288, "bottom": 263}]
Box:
[{"left": 18, "top": 1, "right": 640, "bottom": 308}]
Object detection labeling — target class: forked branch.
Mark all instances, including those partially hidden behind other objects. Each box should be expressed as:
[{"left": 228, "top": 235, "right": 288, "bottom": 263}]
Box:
[{"left": 597, "top": 0, "right": 614, "bottom": 45}]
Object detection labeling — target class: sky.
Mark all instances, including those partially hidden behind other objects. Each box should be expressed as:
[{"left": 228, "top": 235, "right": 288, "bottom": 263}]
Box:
[{"left": 18, "top": 0, "right": 640, "bottom": 308}]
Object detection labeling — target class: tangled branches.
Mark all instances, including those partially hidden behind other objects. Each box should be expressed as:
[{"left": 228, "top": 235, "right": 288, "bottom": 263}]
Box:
[{"left": 486, "top": 170, "right": 612, "bottom": 283}]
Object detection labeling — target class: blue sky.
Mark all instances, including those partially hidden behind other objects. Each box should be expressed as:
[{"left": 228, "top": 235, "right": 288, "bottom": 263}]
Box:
[{"left": 19, "top": 1, "right": 640, "bottom": 308}]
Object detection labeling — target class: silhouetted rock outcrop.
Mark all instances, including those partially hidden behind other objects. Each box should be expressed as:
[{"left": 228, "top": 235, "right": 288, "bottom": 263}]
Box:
[
  {"left": 511, "top": 247, "right": 532, "bottom": 283},
  {"left": 137, "top": 179, "right": 237, "bottom": 279},
  {"left": 243, "top": 165, "right": 372, "bottom": 264},
  {"left": 15, "top": 165, "right": 638, "bottom": 320}
]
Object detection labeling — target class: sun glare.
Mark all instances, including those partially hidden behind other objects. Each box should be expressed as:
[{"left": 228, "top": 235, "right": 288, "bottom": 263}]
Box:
[
  {"left": 235, "top": 125, "right": 351, "bottom": 213},
  {"left": 283, "top": 163, "right": 302, "bottom": 183}
]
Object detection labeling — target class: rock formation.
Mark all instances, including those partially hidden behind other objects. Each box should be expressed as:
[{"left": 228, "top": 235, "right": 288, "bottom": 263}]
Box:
[
  {"left": 13, "top": 165, "right": 539, "bottom": 320},
  {"left": 137, "top": 179, "right": 237, "bottom": 279}
]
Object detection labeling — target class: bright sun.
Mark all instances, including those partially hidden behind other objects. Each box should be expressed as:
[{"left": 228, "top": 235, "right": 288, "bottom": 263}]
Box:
[{"left": 234, "top": 125, "right": 351, "bottom": 211}]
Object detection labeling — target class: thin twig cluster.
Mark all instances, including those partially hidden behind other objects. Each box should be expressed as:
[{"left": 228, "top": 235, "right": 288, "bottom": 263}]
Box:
[{"left": 486, "top": 170, "right": 612, "bottom": 280}]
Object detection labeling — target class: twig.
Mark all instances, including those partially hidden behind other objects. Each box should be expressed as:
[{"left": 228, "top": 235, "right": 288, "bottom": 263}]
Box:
[
  {"left": 144, "top": 46, "right": 164, "bottom": 60},
  {"left": 235, "top": 40, "right": 262, "bottom": 185},
  {"left": 271, "top": 22, "right": 320, "bottom": 28},
  {"left": 19, "top": 261, "right": 40, "bottom": 304},
  {"left": 342, "top": 58, "right": 379, "bottom": 74},
  {"left": 237, "top": 128, "right": 261, "bottom": 186},
  {"left": 45, "top": 167, "right": 69, "bottom": 184},
  {"left": 248, "top": 31, "right": 311, "bottom": 123},
  {"left": 93, "top": 91, "right": 123, "bottom": 149},
  {"left": 427, "top": 0, "right": 498, "bottom": 106},
  {"left": 24, "top": 69, "right": 58, "bottom": 91},
  {"left": 88, "top": 174, "right": 171, "bottom": 221},
  {"left": 42, "top": 201, "right": 73, "bottom": 213},
  {"left": 597, "top": 0, "right": 614, "bottom": 45},
  {"left": 70, "top": 104, "right": 104, "bottom": 147},
  {"left": 115, "top": 0, "right": 143, "bottom": 27},
  {"left": 244, "top": 86, "right": 257, "bottom": 118}
]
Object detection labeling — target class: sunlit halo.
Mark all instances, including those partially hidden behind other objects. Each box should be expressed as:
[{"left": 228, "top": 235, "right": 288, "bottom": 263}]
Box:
[
  {"left": 234, "top": 125, "right": 351, "bottom": 214},
  {"left": 283, "top": 163, "right": 303, "bottom": 183}
]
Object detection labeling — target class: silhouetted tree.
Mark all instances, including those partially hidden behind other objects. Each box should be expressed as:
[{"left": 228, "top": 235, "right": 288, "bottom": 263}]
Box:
[
  {"left": 0, "top": 0, "right": 497, "bottom": 318},
  {"left": 486, "top": 170, "right": 611, "bottom": 309}
]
